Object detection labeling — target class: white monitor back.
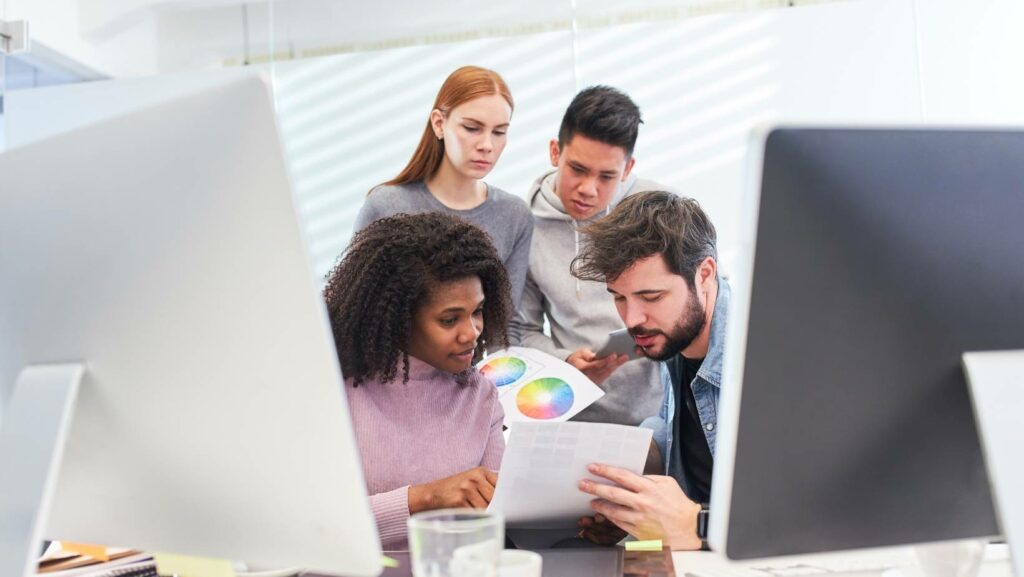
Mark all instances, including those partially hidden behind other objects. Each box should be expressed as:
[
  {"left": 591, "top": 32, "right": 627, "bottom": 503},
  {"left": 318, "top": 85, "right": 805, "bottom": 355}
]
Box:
[{"left": 0, "top": 76, "right": 381, "bottom": 575}]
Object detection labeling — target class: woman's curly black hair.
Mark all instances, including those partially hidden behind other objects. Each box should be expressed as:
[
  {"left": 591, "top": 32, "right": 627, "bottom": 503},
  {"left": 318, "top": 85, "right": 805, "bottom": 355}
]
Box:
[{"left": 324, "top": 212, "right": 512, "bottom": 385}]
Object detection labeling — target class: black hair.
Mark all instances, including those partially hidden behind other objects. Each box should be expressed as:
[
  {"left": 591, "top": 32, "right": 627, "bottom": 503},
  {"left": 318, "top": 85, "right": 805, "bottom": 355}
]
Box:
[
  {"left": 324, "top": 212, "right": 512, "bottom": 385},
  {"left": 558, "top": 85, "right": 643, "bottom": 157}
]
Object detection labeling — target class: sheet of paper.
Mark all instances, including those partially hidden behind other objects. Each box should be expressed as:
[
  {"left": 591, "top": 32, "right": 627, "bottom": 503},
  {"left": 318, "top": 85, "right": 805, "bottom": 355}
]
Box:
[
  {"left": 488, "top": 421, "right": 653, "bottom": 527},
  {"left": 477, "top": 347, "right": 604, "bottom": 423},
  {"left": 154, "top": 552, "right": 235, "bottom": 577}
]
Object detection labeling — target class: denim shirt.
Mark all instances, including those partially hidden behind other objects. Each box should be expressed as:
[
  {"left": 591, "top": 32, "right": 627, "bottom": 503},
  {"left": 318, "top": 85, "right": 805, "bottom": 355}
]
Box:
[{"left": 640, "top": 277, "right": 730, "bottom": 497}]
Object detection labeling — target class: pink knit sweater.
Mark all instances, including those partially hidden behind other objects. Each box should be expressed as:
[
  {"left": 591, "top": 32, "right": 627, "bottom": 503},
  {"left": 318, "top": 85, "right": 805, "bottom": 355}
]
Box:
[{"left": 345, "top": 355, "right": 505, "bottom": 549}]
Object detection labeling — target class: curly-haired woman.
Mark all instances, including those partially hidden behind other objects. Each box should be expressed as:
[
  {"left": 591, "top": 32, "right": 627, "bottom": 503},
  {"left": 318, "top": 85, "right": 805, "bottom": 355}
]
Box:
[
  {"left": 354, "top": 66, "right": 533, "bottom": 307},
  {"left": 324, "top": 212, "right": 512, "bottom": 548}
]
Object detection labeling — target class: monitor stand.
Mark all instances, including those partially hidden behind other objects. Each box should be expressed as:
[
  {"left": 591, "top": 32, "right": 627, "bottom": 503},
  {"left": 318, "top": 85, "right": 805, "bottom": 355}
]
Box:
[
  {"left": 902, "top": 539, "right": 988, "bottom": 577},
  {"left": 963, "top": 350, "right": 1024, "bottom": 577},
  {"left": 0, "top": 363, "right": 84, "bottom": 577}
]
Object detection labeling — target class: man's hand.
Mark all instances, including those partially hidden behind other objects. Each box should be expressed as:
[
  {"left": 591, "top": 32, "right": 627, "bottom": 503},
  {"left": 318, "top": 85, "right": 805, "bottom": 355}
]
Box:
[
  {"left": 409, "top": 467, "right": 498, "bottom": 512},
  {"left": 577, "top": 513, "right": 628, "bottom": 546},
  {"left": 566, "top": 348, "right": 629, "bottom": 385},
  {"left": 578, "top": 463, "right": 702, "bottom": 551}
]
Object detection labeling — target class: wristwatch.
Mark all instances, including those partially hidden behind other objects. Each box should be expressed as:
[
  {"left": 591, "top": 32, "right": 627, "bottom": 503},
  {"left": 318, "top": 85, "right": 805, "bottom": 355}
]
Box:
[{"left": 696, "top": 503, "right": 710, "bottom": 550}]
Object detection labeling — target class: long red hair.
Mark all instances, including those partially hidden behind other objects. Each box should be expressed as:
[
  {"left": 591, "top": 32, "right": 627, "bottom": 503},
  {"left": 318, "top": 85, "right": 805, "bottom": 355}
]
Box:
[{"left": 381, "top": 66, "right": 513, "bottom": 188}]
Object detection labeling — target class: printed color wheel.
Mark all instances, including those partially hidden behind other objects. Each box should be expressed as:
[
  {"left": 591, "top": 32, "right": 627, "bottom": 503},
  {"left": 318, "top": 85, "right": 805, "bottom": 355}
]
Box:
[
  {"left": 516, "top": 378, "right": 575, "bottom": 419},
  {"left": 480, "top": 357, "right": 527, "bottom": 387}
]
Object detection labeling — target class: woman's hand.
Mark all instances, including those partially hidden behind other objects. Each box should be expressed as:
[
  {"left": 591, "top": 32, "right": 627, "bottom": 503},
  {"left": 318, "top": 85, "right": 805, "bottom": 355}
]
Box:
[{"left": 409, "top": 466, "right": 499, "bottom": 512}]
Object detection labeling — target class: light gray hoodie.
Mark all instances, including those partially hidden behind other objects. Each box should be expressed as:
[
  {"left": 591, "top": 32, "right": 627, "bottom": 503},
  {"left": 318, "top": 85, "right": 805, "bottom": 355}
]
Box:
[{"left": 509, "top": 169, "right": 667, "bottom": 426}]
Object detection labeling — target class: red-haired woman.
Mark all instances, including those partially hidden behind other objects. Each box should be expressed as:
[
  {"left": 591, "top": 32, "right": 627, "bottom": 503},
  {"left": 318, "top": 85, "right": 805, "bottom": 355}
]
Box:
[{"left": 355, "top": 66, "right": 532, "bottom": 307}]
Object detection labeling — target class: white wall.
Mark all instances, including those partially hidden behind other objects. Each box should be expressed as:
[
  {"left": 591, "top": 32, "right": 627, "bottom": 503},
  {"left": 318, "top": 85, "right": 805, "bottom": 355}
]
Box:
[{"left": 915, "top": 0, "right": 1024, "bottom": 125}]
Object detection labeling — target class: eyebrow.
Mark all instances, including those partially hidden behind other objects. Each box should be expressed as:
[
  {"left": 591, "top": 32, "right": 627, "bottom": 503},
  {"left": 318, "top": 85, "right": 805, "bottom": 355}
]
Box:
[
  {"left": 569, "top": 161, "right": 619, "bottom": 177},
  {"left": 439, "top": 300, "right": 486, "bottom": 314},
  {"left": 461, "top": 116, "right": 510, "bottom": 128},
  {"left": 606, "top": 288, "right": 665, "bottom": 296}
]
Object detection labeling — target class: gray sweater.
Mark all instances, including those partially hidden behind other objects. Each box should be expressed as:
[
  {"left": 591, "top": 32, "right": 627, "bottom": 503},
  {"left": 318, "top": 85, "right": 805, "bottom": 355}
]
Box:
[
  {"left": 509, "top": 170, "right": 667, "bottom": 426},
  {"left": 354, "top": 181, "right": 534, "bottom": 308}
]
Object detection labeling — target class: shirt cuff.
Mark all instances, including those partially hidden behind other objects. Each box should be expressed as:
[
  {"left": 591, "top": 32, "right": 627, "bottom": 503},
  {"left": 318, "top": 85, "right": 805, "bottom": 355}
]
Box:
[{"left": 371, "top": 485, "right": 412, "bottom": 546}]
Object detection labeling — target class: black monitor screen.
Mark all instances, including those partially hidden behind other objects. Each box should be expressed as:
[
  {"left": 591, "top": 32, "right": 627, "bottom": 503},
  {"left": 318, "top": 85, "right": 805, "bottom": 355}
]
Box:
[{"left": 725, "top": 128, "right": 1023, "bottom": 559}]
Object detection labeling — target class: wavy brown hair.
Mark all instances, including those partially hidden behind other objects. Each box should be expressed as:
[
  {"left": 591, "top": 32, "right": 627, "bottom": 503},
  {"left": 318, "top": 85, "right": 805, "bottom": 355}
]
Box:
[
  {"left": 379, "top": 66, "right": 513, "bottom": 188},
  {"left": 324, "top": 212, "right": 512, "bottom": 385},
  {"left": 570, "top": 191, "right": 717, "bottom": 287}
]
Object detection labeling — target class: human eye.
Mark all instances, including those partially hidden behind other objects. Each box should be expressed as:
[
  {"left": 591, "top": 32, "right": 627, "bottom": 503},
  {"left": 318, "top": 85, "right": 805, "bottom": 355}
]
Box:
[
  {"left": 640, "top": 294, "right": 664, "bottom": 303},
  {"left": 462, "top": 124, "right": 480, "bottom": 132},
  {"left": 472, "top": 307, "right": 485, "bottom": 318},
  {"left": 439, "top": 316, "right": 458, "bottom": 327},
  {"left": 493, "top": 128, "right": 507, "bottom": 136}
]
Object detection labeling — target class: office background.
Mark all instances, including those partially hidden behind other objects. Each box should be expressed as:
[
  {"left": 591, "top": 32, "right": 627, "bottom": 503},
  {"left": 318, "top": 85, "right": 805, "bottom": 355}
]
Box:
[{"left": 1, "top": 0, "right": 1022, "bottom": 419}]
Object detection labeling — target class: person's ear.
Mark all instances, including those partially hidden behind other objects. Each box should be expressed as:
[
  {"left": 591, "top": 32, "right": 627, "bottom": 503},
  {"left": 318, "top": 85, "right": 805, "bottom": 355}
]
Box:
[
  {"left": 621, "top": 156, "right": 636, "bottom": 181},
  {"left": 549, "top": 138, "right": 561, "bottom": 167},
  {"left": 430, "top": 109, "right": 446, "bottom": 140},
  {"left": 695, "top": 257, "right": 718, "bottom": 296}
]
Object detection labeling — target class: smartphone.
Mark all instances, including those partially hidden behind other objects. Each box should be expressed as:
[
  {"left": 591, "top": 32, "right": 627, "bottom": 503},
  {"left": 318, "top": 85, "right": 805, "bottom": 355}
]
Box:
[{"left": 595, "top": 328, "right": 641, "bottom": 359}]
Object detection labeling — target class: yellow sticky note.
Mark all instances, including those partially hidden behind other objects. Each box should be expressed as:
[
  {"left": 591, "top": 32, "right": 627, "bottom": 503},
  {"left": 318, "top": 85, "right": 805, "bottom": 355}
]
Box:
[
  {"left": 625, "top": 539, "right": 663, "bottom": 552},
  {"left": 381, "top": 555, "right": 400, "bottom": 568},
  {"left": 61, "top": 542, "right": 110, "bottom": 561},
  {"left": 154, "top": 552, "right": 236, "bottom": 577}
]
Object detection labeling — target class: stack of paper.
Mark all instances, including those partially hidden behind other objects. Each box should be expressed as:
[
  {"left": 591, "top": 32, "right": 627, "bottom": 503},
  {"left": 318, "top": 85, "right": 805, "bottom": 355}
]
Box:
[{"left": 37, "top": 543, "right": 153, "bottom": 577}]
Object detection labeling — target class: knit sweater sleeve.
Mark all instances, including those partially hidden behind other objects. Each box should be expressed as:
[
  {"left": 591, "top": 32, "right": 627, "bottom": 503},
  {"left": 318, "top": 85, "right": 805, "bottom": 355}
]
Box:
[
  {"left": 370, "top": 485, "right": 411, "bottom": 545},
  {"left": 481, "top": 386, "right": 506, "bottom": 471}
]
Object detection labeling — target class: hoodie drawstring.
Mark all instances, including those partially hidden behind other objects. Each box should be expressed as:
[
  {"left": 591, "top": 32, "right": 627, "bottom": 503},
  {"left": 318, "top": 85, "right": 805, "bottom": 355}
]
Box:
[{"left": 574, "top": 225, "right": 581, "bottom": 301}]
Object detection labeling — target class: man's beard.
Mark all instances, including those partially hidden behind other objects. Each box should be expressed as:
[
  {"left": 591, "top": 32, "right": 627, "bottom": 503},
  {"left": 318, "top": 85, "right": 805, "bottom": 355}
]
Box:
[{"left": 630, "top": 291, "right": 706, "bottom": 361}]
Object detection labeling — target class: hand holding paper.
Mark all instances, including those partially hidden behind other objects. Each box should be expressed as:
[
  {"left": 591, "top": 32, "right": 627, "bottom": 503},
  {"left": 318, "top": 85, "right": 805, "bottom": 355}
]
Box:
[
  {"left": 579, "top": 464, "right": 704, "bottom": 550},
  {"left": 487, "top": 422, "right": 652, "bottom": 528}
]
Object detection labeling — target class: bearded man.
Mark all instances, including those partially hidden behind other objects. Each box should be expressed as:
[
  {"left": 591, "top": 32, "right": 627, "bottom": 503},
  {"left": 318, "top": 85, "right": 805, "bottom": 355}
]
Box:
[{"left": 569, "top": 191, "right": 730, "bottom": 551}]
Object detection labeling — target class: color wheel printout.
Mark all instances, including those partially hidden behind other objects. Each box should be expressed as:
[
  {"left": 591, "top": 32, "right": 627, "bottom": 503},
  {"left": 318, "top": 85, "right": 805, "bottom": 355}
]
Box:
[{"left": 477, "top": 347, "right": 605, "bottom": 423}]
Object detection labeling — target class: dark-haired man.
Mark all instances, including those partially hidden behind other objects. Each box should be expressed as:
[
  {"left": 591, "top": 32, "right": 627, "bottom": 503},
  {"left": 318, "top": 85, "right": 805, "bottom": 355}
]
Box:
[
  {"left": 572, "top": 191, "right": 729, "bottom": 551},
  {"left": 509, "top": 86, "right": 668, "bottom": 426}
]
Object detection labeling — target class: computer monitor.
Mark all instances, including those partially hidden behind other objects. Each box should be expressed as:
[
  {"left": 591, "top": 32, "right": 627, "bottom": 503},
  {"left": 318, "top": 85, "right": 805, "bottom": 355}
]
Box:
[
  {"left": 711, "top": 127, "right": 1024, "bottom": 560},
  {"left": 0, "top": 77, "right": 382, "bottom": 576}
]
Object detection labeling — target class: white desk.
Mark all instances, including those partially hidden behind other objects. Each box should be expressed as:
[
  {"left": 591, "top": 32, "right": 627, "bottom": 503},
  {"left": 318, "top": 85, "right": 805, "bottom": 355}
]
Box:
[{"left": 671, "top": 544, "right": 1013, "bottom": 577}]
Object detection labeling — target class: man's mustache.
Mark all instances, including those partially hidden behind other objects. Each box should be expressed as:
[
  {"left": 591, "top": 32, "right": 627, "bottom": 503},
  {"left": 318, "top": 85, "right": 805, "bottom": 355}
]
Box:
[{"left": 628, "top": 327, "right": 664, "bottom": 338}]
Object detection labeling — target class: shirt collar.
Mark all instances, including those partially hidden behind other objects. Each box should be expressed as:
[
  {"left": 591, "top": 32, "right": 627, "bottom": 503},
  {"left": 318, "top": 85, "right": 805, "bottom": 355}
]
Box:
[{"left": 696, "top": 276, "right": 730, "bottom": 388}]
